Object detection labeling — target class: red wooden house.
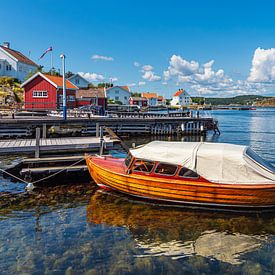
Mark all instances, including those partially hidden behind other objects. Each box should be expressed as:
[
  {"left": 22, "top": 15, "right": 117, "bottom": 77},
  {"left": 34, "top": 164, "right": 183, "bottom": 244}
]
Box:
[
  {"left": 129, "top": 96, "right": 148, "bottom": 107},
  {"left": 21, "top": 72, "right": 78, "bottom": 111},
  {"left": 76, "top": 87, "right": 107, "bottom": 110}
]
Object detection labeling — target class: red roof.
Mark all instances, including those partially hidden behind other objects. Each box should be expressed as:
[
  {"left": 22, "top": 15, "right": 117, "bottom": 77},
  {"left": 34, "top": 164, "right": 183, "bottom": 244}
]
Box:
[
  {"left": 174, "top": 89, "right": 185, "bottom": 96},
  {"left": 141, "top": 92, "right": 158, "bottom": 99},
  {"left": 120, "top": 86, "right": 130, "bottom": 92},
  {"left": 0, "top": 45, "right": 38, "bottom": 67},
  {"left": 21, "top": 72, "right": 78, "bottom": 90},
  {"left": 43, "top": 74, "right": 78, "bottom": 90}
]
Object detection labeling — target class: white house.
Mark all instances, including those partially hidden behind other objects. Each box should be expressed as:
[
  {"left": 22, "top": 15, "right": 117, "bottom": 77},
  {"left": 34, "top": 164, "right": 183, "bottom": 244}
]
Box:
[
  {"left": 0, "top": 42, "right": 39, "bottom": 82},
  {"left": 68, "top": 73, "right": 90, "bottom": 88},
  {"left": 106, "top": 86, "right": 130, "bottom": 105},
  {"left": 170, "top": 89, "right": 192, "bottom": 106}
]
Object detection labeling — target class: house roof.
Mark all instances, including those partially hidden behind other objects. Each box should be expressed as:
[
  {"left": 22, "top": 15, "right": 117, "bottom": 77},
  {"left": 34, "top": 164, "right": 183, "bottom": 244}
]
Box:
[
  {"left": 21, "top": 72, "right": 78, "bottom": 90},
  {"left": 174, "top": 89, "right": 187, "bottom": 97},
  {"left": 107, "top": 85, "right": 130, "bottom": 93},
  {"left": 120, "top": 86, "right": 130, "bottom": 92},
  {"left": 76, "top": 88, "right": 106, "bottom": 99},
  {"left": 68, "top": 73, "right": 90, "bottom": 84},
  {"left": 141, "top": 92, "right": 158, "bottom": 99},
  {"left": 0, "top": 45, "right": 38, "bottom": 67},
  {"left": 158, "top": 96, "right": 164, "bottom": 100}
]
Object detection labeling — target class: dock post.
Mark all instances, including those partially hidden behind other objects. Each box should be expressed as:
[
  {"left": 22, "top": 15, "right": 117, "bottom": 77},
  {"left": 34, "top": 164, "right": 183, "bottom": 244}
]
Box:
[
  {"left": 99, "top": 126, "right": 104, "bottom": 155},
  {"left": 96, "top": 123, "right": 99, "bottom": 138},
  {"left": 35, "top": 127, "right": 40, "bottom": 158},
  {"left": 42, "top": 124, "right": 47, "bottom": 139}
]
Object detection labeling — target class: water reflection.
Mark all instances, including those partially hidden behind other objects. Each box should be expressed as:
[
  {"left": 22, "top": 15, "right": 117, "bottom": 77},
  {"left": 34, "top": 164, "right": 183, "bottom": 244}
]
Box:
[{"left": 87, "top": 191, "right": 273, "bottom": 265}]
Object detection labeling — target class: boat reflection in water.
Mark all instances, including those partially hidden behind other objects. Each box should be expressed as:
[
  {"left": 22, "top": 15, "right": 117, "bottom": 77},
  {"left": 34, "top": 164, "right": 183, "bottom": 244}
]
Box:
[{"left": 87, "top": 191, "right": 272, "bottom": 265}]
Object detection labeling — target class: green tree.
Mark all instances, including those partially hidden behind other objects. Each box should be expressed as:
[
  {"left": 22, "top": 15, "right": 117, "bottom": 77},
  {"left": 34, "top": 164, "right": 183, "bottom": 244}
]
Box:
[
  {"left": 65, "top": 71, "right": 74, "bottom": 78},
  {"left": 131, "top": 92, "right": 141, "bottom": 97},
  {"left": 98, "top": 83, "right": 113, "bottom": 88}
]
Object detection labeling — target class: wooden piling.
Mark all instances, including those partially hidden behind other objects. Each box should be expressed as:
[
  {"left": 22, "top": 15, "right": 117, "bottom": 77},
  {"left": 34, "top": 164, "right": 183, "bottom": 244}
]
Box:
[
  {"left": 99, "top": 126, "right": 104, "bottom": 155},
  {"left": 35, "top": 127, "right": 40, "bottom": 158},
  {"left": 42, "top": 124, "right": 47, "bottom": 139}
]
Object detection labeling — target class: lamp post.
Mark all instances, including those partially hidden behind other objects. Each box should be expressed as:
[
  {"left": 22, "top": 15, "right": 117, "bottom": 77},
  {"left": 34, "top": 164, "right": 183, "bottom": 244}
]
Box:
[{"left": 60, "top": 54, "right": 67, "bottom": 120}]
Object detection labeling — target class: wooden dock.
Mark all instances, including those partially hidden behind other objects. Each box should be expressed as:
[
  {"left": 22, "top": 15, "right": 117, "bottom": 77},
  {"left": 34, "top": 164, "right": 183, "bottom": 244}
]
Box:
[{"left": 0, "top": 136, "right": 117, "bottom": 155}]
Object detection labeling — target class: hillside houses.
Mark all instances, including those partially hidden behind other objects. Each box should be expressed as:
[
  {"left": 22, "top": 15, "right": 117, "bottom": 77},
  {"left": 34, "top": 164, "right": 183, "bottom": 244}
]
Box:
[{"left": 0, "top": 42, "right": 39, "bottom": 82}]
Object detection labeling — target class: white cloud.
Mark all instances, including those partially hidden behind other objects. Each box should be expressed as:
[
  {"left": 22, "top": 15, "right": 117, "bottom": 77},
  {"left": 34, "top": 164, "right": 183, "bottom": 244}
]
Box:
[
  {"left": 142, "top": 71, "right": 161, "bottom": 82},
  {"left": 162, "top": 82, "right": 168, "bottom": 85},
  {"left": 247, "top": 47, "right": 275, "bottom": 82},
  {"left": 127, "top": 83, "right": 136, "bottom": 87},
  {"left": 138, "top": 81, "right": 146, "bottom": 86},
  {"left": 91, "top": 54, "right": 114, "bottom": 61},
  {"left": 142, "top": 64, "right": 154, "bottom": 71},
  {"left": 110, "top": 77, "right": 118, "bottom": 82},
  {"left": 168, "top": 55, "right": 199, "bottom": 76},
  {"left": 163, "top": 70, "right": 171, "bottom": 81},
  {"left": 78, "top": 72, "right": 105, "bottom": 82},
  {"left": 134, "top": 61, "right": 140, "bottom": 67}
]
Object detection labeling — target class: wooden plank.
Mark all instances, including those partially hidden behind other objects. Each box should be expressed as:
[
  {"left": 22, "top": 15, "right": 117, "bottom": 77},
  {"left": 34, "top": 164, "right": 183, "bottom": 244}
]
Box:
[
  {"left": 23, "top": 155, "right": 84, "bottom": 164},
  {"left": 0, "top": 136, "right": 116, "bottom": 154},
  {"left": 21, "top": 165, "right": 87, "bottom": 174}
]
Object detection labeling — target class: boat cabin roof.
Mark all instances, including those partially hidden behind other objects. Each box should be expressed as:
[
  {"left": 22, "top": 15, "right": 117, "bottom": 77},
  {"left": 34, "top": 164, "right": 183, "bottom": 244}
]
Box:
[{"left": 130, "top": 141, "right": 275, "bottom": 184}]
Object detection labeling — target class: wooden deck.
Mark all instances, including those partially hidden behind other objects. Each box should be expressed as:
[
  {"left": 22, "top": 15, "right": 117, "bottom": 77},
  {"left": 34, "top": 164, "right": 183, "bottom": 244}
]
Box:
[{"left": 0, "top": 136, "right": 116, "bottom": 154}]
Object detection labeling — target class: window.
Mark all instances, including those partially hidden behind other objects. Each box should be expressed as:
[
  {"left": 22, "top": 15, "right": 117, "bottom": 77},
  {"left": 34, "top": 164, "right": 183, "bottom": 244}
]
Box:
[
  {"left": 155, "top": 163, "right": 177, "bottom": 176},
  {"left": 33, "top": 90, "right": 48, "bottom": 98},
  {"left": 75, "top": 78, "right": 79, "bottom": 84},
  {"left": 0, "top": 64, "right": 1, "bottom": 69},
  {"left": 115, "top": 96, "right": 119, "bottom": 101},
  {"left": 124, "top": 96, "right": 128, "bottom": 100},
  {"left": 19, "top": 66, "right": 22, "bottom": 72},
  {"left": 132, "top": 159, "right": 155, "bottom": 173},
  {"left": 245, "top": 148, "right": 274, "bottom": 173},
  {"left": 6, "top": 65, "right": 11, "bottom": 71},
  {"left": 124, "top": 154, "right": 132, "bottom": 167},
  {"left": 67, "top": 95, "right": 75, "bottom": 101},
  {"left": 115, "top": 90, "right": 119, "bottom": 94},
  {"left": 178, "top": 167, "right": 199, "bottom": 178}
]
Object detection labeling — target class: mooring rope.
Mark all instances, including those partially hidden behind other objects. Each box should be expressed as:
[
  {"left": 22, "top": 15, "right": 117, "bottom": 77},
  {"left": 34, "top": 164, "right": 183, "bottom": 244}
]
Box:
[{"left": 0, "top": 156, "right": 88, "bottom": 190}]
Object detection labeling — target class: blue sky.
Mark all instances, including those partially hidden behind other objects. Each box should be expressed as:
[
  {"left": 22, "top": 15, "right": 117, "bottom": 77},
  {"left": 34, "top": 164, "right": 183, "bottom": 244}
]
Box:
[{"left": 1, "top": 0, "right": 275, "bottom": 98}]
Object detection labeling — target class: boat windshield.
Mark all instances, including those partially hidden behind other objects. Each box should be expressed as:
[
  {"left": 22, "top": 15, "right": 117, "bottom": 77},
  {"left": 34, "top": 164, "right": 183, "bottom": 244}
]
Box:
[
  {"left": 245, "top": 148, "right": 275, "bottom": 173},
  {"left": 124, "top": 154, "right": 132, "bottom": 167}
]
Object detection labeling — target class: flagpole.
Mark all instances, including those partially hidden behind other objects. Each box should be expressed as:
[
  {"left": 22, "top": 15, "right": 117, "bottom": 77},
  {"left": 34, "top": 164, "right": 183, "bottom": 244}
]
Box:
[{"left": 51, "top": 50, "right": 53, "bottom": 75}]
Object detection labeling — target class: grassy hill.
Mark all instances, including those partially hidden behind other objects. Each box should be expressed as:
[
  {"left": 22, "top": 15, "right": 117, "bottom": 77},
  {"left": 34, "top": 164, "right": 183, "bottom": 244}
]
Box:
[{"left": 191, "top": 95, "right": 272, "bottom": 106}]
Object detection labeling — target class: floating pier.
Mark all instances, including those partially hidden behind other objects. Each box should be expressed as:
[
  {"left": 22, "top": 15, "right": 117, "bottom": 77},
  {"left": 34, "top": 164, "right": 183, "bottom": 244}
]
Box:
[
  {"left": 0, "top": 136, "right": 117, "bottom": 155},
  {"left": 0, "top": 115, "right": 219, "bottom": 138}
]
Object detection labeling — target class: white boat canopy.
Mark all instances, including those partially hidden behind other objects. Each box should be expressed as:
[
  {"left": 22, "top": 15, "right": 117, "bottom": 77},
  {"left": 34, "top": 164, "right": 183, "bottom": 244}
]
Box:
[{"left": 130, "top": 141, "right": 275, "bottom": 184}]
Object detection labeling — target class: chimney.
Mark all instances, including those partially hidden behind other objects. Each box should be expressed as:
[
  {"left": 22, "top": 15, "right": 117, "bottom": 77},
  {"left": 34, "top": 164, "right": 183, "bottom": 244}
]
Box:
[{"left": 3, "top": 42, "right": 10, "bottom": 48}]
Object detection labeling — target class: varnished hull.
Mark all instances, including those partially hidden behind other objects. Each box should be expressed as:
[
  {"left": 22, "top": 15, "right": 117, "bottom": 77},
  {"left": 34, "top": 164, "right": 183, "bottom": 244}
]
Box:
[{"left": 86, "top": 156, "right": 275, "bottom": 208}]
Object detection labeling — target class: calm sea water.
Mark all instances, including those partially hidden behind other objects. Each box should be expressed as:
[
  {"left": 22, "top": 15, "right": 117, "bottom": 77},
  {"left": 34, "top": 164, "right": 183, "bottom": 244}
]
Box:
[{"left": 0, "top": 108, "right": 274, "bottom": 274}]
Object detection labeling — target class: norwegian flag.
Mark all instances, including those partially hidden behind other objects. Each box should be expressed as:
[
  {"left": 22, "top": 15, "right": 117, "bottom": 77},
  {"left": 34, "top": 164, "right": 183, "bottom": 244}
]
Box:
[{"left": 38, "top": 46, "right": 52, "bottom": 60}]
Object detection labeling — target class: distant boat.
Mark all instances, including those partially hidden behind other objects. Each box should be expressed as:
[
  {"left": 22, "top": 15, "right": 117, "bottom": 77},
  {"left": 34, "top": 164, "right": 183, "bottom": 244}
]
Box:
[{"left": 86, "top": 141, "right": 275, "bottom": 209}]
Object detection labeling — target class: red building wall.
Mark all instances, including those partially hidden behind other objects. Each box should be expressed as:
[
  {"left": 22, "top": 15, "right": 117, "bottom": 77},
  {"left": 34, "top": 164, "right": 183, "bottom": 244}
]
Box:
[
  {"left": 76, "top": 97, "right": 107, "bottom": 109},
  {"left": 24, "top": 76, "right": 76, "bottom": 110},
  {"left": 129, "top": 99, "right": 148, "bottom": 107},
  {"left": 24, "top": 76, "right": 57, "bottom": 110},
  {"left": 57, "top": 90, "right": 77, "bottom": 109}
]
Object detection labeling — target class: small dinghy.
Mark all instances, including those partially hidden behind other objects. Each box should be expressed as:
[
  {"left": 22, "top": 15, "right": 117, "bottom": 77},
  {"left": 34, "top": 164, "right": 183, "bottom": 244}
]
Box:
[{"left": 86, "top": 141, "right": 275, "bottom": 208}]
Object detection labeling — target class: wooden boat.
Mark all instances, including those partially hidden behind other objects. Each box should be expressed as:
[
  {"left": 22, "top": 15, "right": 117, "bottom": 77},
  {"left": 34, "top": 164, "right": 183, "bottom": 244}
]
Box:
[{"left": 85, "top": 141, "right": 275, "bottom": 208}]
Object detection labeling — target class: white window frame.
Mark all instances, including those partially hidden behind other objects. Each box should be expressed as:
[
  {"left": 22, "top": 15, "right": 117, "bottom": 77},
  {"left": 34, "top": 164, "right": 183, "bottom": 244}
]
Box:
[{"left": 33, "top": 90, "right": 48, "bottom": 98}]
